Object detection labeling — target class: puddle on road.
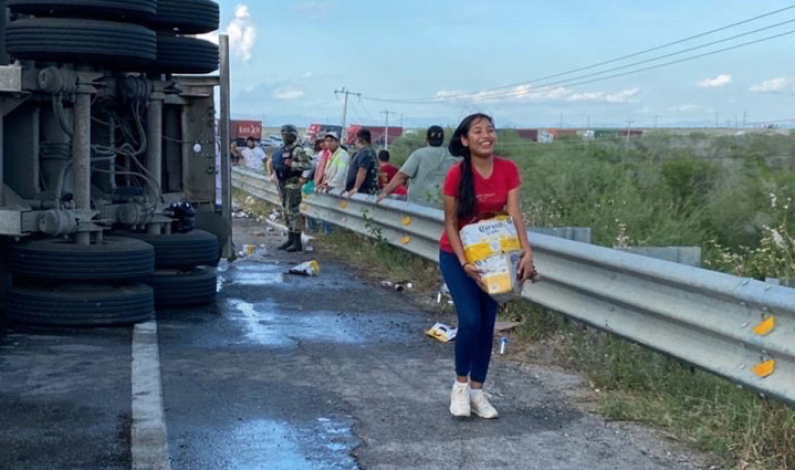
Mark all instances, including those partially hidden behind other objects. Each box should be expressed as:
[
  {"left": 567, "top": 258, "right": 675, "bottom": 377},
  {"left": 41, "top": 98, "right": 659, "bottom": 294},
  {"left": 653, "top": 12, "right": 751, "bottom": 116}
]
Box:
[
  {"left": 220, "top": 263, "right": 284, "bottom": 289},
  {"left": 228, "top": 299, "right": 362, "bottom": 347},
  {"left": 187, "top": 418, "right": 357, "bottom": 470}
]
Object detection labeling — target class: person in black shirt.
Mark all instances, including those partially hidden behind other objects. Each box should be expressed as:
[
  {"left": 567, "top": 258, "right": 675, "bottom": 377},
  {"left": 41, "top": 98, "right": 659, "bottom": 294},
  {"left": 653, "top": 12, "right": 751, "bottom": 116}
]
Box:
[{"left": 343, "top": 129, "right": 379, "bottom": 196}]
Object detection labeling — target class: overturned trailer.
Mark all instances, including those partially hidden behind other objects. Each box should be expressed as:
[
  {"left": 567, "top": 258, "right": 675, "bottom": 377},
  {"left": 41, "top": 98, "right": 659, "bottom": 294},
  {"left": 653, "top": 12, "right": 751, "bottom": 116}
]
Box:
[{"left": 0, "top": 0, "right": 231, "bottom": 326}]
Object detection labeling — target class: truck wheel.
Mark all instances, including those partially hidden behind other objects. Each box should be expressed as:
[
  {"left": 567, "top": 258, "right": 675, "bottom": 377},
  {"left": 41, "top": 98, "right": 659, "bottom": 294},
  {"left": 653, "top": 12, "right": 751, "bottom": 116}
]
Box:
[
  {"left": 119, "top": 229, "right": 220, "bottom": 269},
  {"left": 4, "top": 18, "right": 156, "bottom": 67},
  {"left": 152, "top": 35, "right": 219, "bottom": 75},
  {"left": 144, "top": 267, "right": 217, "bottom": 308},
  {"left": 5, "top": 283, "right": 154, "bottom": 327},
  {"left": 152, "top": 0, "right": 219, "bottom": 34},
  {"left": 8, "top": 236, "right": 155, "bottom": 282},
  {"left": 6, "top": 0, "right": 157, "bottom": 22}
]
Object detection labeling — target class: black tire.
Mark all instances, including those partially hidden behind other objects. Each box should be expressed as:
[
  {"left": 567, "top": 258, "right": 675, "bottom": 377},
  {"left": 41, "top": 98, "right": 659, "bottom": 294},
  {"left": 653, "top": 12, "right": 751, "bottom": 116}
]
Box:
[
  {"left": 4, "top": 18, "right": 156, "bottom": 67},
  {"left": 153, "top": 35, "right": 219, "bottom": 75},
  {"left": 153, "top": 0, "right": 219, "bottom": 34},
  {"left": 120, "top": 229, "right": 220, "bottom": 269},
  {"left": 6, "top": 0, "right": 157, "bottom": 22},
  {"left": 144, "top": 267, "right": 217, "bottom": 308},
  {"left": 5, "top": 283, "right": 154, "bottom": 327},
  {"left": 8, "top": 236, "right": 155, "bottom": 282}
]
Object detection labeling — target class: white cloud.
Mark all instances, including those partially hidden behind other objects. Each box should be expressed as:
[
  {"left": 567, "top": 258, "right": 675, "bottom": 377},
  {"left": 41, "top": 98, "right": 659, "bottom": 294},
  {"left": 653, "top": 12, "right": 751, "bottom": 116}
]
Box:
[
  {"left": 198, "top": 4, "right": 257, "bottom": 62},
  {"left": 568, "top": 88, "right": 640, "bottom": 103},
  {"left": 302, "top": 72, "right": 314, "bottom": 79},
  {"left": 433, "top": 85, "right": 639, "bottom": 104},
  {"left": 697, "top": 74, "right": 732, "bottom": 88},
  {"left": 750, "top": 77, "right": 793, "bottom": 93},
  {"left": 273, "top": 87, "right": 305, "bottom": 100},
  {"left": 669, "top": 104, "right": 713, "bottom": 114}
]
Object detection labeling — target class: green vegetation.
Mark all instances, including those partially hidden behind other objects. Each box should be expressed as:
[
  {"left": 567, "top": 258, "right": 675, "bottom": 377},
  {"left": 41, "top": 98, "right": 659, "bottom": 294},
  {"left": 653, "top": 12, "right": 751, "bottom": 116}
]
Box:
[{"left": 237, "top": 131, "right": 795, "bottom": 469}]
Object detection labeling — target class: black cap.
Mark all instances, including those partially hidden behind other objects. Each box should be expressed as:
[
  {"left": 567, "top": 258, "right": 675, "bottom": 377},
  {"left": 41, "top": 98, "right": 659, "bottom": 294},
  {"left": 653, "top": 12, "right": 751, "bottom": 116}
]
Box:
[{"left": 427, "top": 125, "right": 444, "bottom": 146}]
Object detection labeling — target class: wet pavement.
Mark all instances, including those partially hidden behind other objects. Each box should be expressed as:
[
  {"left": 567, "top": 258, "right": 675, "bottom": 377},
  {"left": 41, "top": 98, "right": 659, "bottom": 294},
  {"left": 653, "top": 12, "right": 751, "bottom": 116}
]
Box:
[{"left": 0, "top": 220, "right": 712, "bottom": 470}]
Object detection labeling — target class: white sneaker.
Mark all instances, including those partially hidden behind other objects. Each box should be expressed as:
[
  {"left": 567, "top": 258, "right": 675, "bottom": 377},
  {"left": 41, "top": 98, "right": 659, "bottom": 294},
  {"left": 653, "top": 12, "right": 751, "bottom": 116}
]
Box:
[
  {"left": 450, "top": 383, "right": 471, "bottom": 417},
  {"left": 470, "top": 392, "right": 499, "bottom": 419}
]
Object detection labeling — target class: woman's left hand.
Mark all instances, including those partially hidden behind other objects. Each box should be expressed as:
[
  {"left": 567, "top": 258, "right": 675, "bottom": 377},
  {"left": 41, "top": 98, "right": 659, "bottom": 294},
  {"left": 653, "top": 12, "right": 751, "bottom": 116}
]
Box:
[{"left": 518, "top": 250, "right": 535, "bottom": 283}]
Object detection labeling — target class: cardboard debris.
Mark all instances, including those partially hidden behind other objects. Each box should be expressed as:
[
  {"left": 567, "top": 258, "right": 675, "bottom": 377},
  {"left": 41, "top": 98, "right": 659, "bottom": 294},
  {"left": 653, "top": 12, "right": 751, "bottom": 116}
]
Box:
[
  {"left": 494, "top": 321, "right": 522, "bottom": 333},
  {"left": 288, "top": 260, "right": 320, "bottom": 276},
  {"left": 425, "top": 323, "right": 457, "bottom": 343},
  {"left": 232, "top": 210, "right": 253, "bottom": 219},
  {"left": 381, "top": 280, "right": 413, "bottom": 292}
]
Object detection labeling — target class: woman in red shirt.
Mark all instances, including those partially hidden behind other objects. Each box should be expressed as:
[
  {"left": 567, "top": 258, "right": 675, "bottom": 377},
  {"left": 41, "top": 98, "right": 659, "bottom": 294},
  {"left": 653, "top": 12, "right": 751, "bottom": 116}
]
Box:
[{"left": 440, "top": 113, "right": 535, "bottom": 419}]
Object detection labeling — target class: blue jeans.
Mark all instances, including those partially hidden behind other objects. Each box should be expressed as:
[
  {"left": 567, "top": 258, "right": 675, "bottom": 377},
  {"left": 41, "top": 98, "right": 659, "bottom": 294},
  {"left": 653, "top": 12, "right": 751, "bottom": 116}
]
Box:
[{"left": 439, "top": 250, "right": 499, "bottom": 383}]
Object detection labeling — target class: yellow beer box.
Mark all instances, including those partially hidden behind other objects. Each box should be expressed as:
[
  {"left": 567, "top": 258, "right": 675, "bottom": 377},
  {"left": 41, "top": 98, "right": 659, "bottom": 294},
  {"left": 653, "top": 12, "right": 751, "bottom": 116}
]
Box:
[
  {"left": 461, "top": 216, "right": 523, "bottom": 296},
  {"left": 460, "top": 215, "right": 521, "bottom": 262},
  {"left": 474, "top": 251, "right": 523, "bottom": 295}
]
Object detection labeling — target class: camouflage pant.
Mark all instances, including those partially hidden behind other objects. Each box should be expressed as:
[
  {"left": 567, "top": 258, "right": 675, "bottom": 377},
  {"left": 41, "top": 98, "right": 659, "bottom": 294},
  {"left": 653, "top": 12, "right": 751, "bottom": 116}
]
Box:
[{"left": 281, "top": 186, "right": 303, "bottom": 233}]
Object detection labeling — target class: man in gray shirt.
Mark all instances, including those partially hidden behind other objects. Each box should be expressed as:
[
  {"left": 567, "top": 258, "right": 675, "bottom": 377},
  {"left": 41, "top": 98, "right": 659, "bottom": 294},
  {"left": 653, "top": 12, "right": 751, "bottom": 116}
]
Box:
[{"left": 376, "top": 125, "right": 461, "bottom": 208}]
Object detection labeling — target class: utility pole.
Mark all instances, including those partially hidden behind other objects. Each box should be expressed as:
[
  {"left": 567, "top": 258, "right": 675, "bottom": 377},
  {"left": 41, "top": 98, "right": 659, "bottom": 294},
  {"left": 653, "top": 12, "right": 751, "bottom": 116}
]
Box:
[
  {"left": 742, "top": 111, "right": 747, "bottom": 128},
  {"left": 559, "top": 112, "right": 564, "bottom": 128},
  {"left": 625, "top": 118, "right": 633, "bottom": 153},
  {"left": 334, "top": 87, "right": 361, "bottom": 143},
  {"left": 381, "top": 110, "right": 396, "bottom": 150}
]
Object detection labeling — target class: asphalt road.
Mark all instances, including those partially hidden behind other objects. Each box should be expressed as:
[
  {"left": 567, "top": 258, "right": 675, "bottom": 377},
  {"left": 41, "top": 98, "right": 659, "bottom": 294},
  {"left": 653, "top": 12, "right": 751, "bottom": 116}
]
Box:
[{"left": 0, "top": 220, "right": 712, "bottom": 470}]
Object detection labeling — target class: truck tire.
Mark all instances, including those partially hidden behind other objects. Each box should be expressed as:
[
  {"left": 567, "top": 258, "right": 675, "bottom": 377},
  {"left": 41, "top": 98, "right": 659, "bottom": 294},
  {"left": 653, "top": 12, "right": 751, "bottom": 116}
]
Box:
[
  {"left": 8, "top": 236, "right": 155, "bottom": 282},
  {"left": 144, "top": 267, "right": 217, "bottom": 308},
  {"left": 5, "top": 283, "right": 154, "bottom": 326},
  {"left": 4, "top": 18, "right": 156, "bottom": 67},
  {"left": 153, "top": 0, "right": 219, "bottom": 34},
  {"left": 119, "top": 229, "right": 220, "bottom": 269},
  {"left": 153, "top": 35, "right": 219, "bottom": 75},
  {"left": 6, "top": 0, "right": 157, "bottom": 22}
]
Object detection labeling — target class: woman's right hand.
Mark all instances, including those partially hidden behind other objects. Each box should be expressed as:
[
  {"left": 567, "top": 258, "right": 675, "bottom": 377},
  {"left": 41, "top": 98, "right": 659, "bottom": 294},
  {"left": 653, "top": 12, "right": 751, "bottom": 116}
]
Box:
[{"left": 463, "top": 263, "right": 484, "bottom": 289}]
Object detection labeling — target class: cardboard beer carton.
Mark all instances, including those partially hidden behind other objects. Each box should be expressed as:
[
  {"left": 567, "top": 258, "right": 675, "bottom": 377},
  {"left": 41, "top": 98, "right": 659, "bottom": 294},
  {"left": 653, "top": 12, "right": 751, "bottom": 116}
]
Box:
[
  {"left": 460, "top": 215, "right": 523, "bottom": 296},
  {"left": 459, "top": 215, "right": 521, "bottom": 263},
  {"left": 475, "top": 251, "right": 523, "bottom": 296}
]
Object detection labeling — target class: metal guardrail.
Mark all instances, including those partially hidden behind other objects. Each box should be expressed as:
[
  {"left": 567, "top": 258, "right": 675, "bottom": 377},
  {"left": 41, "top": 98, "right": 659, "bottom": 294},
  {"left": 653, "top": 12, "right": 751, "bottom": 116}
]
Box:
[{"left": 233, "top": 167, "right": 795, "bottom": 406}]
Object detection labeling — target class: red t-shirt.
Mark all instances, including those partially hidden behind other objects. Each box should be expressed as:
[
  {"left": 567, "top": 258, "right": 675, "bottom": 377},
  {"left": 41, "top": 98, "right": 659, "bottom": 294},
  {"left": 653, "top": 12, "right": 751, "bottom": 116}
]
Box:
[
  {"left": 439, "top": 157, "right": 521, "bottom": 253},
  {"left": 379, "top": 162, "right": 408, "bottom": 195}
]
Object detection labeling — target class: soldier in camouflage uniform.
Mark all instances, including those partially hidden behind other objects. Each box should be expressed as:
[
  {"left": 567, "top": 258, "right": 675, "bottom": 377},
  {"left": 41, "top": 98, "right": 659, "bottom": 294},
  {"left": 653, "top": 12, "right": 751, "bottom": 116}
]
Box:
[{"left": 275, "top": 124, "right": 313, "bottom": 252}]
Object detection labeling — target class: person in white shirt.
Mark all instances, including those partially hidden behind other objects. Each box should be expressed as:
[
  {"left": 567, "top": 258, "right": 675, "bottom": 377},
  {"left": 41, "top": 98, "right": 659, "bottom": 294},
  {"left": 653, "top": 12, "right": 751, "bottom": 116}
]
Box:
[
  {"left": 241, "top": 136, "right": 266, "bottom": 171},
  {"left": 318, "top": 132, "right": 350, "bottom": 192}
]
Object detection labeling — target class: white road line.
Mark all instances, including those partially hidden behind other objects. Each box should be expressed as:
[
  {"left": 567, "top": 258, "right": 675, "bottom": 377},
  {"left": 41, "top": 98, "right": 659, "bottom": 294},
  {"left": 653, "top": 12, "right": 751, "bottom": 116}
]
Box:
[{"left": 132, "top": 320, "right": 171, "bottom": 470}]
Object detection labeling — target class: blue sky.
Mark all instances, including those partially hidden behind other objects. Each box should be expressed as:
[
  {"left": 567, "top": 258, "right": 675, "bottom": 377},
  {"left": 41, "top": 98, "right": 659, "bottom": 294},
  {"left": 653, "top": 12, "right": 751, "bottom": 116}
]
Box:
[{"left": 212, "top": 1, "right": 795, "bottom": 128}]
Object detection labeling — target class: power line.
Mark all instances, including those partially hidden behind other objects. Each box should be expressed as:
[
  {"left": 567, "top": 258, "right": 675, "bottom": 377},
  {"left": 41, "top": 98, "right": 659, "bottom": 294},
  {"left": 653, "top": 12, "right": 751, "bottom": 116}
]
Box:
[
  {"left": 383, "top": 28, "right": 795, "bottom": 105},
  {"left": 361, "top": 4, "right": 795, "bottom": 105},
  {"left": 334, "top": 87, "right": 361, "bottom": 141},
  {"left": 448, "top": 4, "right": 795, "bottom": 99},
  {"left": 357, "top": 96, "right": 377, "bottom": 122},
  {"left": 514, "top": 18, "right": 795, "bottom": 91}
]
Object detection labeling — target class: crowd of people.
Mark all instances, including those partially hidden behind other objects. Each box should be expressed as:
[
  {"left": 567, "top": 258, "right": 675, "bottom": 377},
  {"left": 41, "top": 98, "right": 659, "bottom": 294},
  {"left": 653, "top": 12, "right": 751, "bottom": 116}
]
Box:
[
  {"left": 234, "top": 124, "right": 462, "bottom": 208},
  {"left": 234, "top": 115, "right": 536, "bottom": 420}
]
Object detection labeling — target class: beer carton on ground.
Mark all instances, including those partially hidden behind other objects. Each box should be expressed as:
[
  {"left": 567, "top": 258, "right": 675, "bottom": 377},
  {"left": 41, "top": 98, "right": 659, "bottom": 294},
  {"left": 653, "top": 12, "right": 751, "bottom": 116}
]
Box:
[{"left": 460, "top": 215, "right": 522, "bottom": 296}]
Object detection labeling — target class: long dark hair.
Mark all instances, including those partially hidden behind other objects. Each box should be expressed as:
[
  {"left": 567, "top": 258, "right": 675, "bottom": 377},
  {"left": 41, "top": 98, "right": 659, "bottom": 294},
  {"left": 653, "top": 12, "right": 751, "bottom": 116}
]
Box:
[{"left": 449, "top": 113, "right": 494, "bottom": 221}]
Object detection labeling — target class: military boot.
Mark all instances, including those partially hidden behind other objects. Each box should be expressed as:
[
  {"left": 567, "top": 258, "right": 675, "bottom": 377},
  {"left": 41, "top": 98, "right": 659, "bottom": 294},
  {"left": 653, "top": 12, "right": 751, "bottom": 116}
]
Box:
[
  {"left": 286, "top": 231, "right": 303, "bottom": 252},
  {"left": 277, "top": 232, "right": 294, "bottom": 251}
]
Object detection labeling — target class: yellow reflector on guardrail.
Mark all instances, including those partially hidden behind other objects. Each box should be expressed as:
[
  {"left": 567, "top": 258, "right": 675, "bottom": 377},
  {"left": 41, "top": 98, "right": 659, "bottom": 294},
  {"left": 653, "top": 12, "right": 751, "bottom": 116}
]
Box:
[
  {"left": 753, "top": 360, "right": 775, "bottom": 378},
  {"left": 753, "top": 316, "right": 776, "bottom": 336}
]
